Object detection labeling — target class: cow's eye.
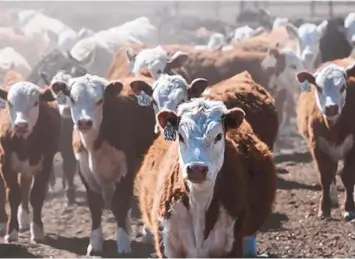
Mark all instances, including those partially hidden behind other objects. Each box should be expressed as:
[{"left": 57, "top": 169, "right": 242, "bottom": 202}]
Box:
[
  {"left": 214, "top": 133, "right": 223, "bottom": 144},
  {"left": 316, "top": 86, "right": 323, "bottom": 93},
  {"left": 290, "top": 64, "right": 297, "bottom": 70},
  {"left": 178, "top": 133, "right": 185, "bottom": 143},
  {"left": 340, "top": 84, "right": 346, "bottom": 93},
  {"left": 8, "top": 102, "right": 13, "bottom": 108},
  {"left": 34, "top": 101, "right": 38, "bottom": 107},
  {"left": 96, "top": 99, "right": 103, "bottom": 105}
]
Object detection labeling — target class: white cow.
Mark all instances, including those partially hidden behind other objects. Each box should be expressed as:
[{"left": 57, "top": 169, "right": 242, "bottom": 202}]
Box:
[
  {"left": 232, "top": 25, "right": 265, "bottom": 43},
  {"left": 286, "top": 22, "right": 327, "bottom": 72},
  {"left": 345, "top": 12, "right": 355, "bottom": 44},
  {"left": 0, "top": 47, "right": 31, "bottom": 77},
  {"left": 194, "top": 32, "right": 227, "bottom": 50},
  {"left": 70, "top": 16, "right": 158, "bottom": 76},
  {"left": 273, "top": 17, "right": 289, "bottom": 30}
]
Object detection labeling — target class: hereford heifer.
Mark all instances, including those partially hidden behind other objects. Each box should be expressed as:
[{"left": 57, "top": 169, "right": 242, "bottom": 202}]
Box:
[
  {"left": 0, "top": 81, "right": 60, "bottom": 242},
  {"left": 135, "top": 98, "right": 276, "bottom": 257},
  {"left": 296, "top": 59, "right": 355, "bottom": 219},
  {"left": 130, "top": 71, "right": 278, "bottom": 150},
  {"left": 50, "top": 74, "right": 156, "bottom": 255}
]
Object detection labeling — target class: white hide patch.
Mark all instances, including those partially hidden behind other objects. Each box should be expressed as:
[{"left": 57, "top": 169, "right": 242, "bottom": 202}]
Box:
[
  {"left": 10, "top": 153, "right": 44, "bottom": 177},
  {"left": 318, "top": 135, "right": 354, "bottom": 162},
  {"left": 18, "top": 204, "right": 30, "bottom": 231},
  {"left": 161, "top": 201, "right": 235, "bottom": 257},
  {"left": 30, "top": 222, "right": 44, "bottom": 242},
  {"left": 74, "top": 140, "right": 127, "bottom": 195}
]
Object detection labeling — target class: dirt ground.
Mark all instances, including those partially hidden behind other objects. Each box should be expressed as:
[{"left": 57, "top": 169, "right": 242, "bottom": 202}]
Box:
[{"left": 1, "top": 121, "right": 355, "bottom": 258}]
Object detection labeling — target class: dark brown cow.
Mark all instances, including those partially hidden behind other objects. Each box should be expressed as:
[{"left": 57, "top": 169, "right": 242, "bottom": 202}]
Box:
[
  {"left": 296, "top": 57, "right": 355, "bottom": 219},
  {"left": 134, "top": 98, "right": 276, "bottom": 257},
  {"left": 50, "top": 73, "right": 156, "bottom": 255}
]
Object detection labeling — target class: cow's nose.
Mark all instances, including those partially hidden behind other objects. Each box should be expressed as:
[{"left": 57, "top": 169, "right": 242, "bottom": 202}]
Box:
[
  {"left": 186, "top": 163, "right": 208, "bottom": 183},
  {"left": 77, "top": 119, "right": 93, "bottom": 130},
  {"left": 325, "top": 105, "right": 339, "bottom": 117},
  {"left": 14, "top": 122, "right": 29, "bottom": 134}
]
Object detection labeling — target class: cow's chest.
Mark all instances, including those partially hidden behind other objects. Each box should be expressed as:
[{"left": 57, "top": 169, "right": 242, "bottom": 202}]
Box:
[
  {"left": 318, "top": 134, "right": 354, "bottom": 161},
  {"left": 10, "top": 152, "right": 44, "bottom": 178},
  {"left": 161, "top": 201, "right": 235, "bottom": 258},
  {"left": 75, "top": 140, "right": 128, "bottom": 191}
]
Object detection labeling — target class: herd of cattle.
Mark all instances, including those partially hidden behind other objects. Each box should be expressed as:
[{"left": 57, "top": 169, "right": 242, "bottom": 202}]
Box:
[{"left": 1, "top": 6, "right": 355, "bottom": 258}]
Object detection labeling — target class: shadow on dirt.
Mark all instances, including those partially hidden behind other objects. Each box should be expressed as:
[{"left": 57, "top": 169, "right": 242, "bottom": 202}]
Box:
[
  {"left": 274, "top": 151, "right": 312, "bottom": 164},
  {"left": 45, "top": 234, "right": 155, "bottom": 258},
  {"left": 277, "top": 177, "right": 320, "bottom": 191},
  {"left": 260, "top": 212, "right": 288, "bottom": 232},
  {"left": 0, "top": 243, "right": 37, "bottom": 258}
]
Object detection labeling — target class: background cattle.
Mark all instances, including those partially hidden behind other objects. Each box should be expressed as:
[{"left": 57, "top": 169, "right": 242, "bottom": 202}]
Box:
[{"left": 0, "top": 1, "right": 355, "bottom": 258}]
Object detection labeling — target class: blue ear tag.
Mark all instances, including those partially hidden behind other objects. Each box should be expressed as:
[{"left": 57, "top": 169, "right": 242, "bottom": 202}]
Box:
[
  {"left": 137, "top": 91, "right": 152, "bottom": 106},
  {"left": 301, "top": 80, "right": 311, "bottom": 92},
  {"left": 163, "top": 122, "right": 176, "bottom": 141}
]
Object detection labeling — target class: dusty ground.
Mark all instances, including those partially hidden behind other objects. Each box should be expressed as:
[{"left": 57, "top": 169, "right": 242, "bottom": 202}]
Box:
[{"left": 1, "top": 122, "right": 355, "bottom": 258}]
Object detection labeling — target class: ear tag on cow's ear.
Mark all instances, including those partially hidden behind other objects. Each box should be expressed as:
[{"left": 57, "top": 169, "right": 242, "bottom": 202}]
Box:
[
  {"left": 301, "top": 80, "right": 311, "bottom": 92},
  {"left": 137, "top": 91, "right": 152, "bottom": 107},
  {"left": 163, "top": 122, "right": 176, "bottom": 141}
]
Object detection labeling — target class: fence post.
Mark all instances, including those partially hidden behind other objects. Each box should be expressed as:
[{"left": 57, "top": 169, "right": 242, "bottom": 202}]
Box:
[
  {"left": 239, "top": 0, "right": 245, "bottom": 13},
  {"left": 174, "top": 1, "right": 180, "bottom": 16},
  {"left": 215, "top": 1, "right": 220, "bottom": 18},
  {"left": 310, "top": 1, "right": 315, "bottom": 20},
  {"left": 328, "top": 0, "right": 333, "bottom": 18}
]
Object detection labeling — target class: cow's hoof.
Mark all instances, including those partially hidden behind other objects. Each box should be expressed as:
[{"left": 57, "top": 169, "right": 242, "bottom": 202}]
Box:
[
  {"left": 343, "top": 211, "right": 355, "bottom": 221},
  {"left": 30, "top": 223, "right": 44, "bottom": 243},
  {"left": 4, "top": 229, "right": 18, "bottom": 243},
  {"left": 117, "top": 227, "right": 131, "bottom": 254},
  {"left": 87, "top": 228, "right": 104, "bottom": 256}
]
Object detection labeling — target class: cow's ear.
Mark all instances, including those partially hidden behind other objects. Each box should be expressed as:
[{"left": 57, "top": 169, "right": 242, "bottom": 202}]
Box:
[
  {"left": 51, "top": 81, "right": 70, "bottom": 96},
  {"left": 104, "top": 81, "right": 123, "bottom": 98},
  {"left": 157, "top": 110, "right": 180, "bottom": 141},
  {"left": 222, "top": 107, "right": 245, "bottom": 130},
  {"left": 297, "top": 71, "right": 316, "bottom": 85},
  {"left": 40, "top": 88, "right": 56, "bottom": 102},
  {"left": 0, "top": 89, "right": 8, "bottom": 101},
  {"left": 130, "top": 80, "right": 154, "bottom": 96},
  {"left": 187, "top": 78, "right": 208, "bottom": 99}
]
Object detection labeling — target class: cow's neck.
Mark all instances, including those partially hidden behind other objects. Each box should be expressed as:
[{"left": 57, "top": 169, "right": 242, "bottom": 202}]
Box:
[
  {"left": 79, "top": 128, "right": 100, "bottom": 152},
  {"left": 188, "top": 182, "right": 214, "bottom": 253}
]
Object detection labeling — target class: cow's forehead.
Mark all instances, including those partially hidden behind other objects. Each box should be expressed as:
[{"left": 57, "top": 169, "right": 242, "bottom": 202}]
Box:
[
  {"left": 153, "top": 74, "right": 188, "bottom": 93},
  {"left": 69, "top": 74, "right": 107, "bottom": 101},
  {"left": 178, "top": 98, "right": 227, "bottom": 134},
  {"left": 315, "top": 64, "right": 346, "bottom": 88},
  {"left": 8, "top": 82, "right": 40, "bottom": 102},
  {"left": 51, "top": 70, "right": 73, "bottom": 84},
  {"left": 137, "top": 47, "right": 168, "bottom": 63}
]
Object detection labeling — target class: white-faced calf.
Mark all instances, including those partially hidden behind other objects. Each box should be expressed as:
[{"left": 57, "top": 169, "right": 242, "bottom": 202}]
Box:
[
  {"left": 50, "top": 74, "right": 156, "bottom": 256},
  {"left": 0, "top": 81, "right": 60, "bottom": 243},
  {"left": 296, "top": 59, "right": 355, "bottom": 219},
  {"left": 135, "top": 98, "right": 276, "bottom": 258}
]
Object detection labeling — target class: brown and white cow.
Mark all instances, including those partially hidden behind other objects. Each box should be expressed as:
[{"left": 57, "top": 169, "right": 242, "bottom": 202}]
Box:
[
  {"left": 50, "top": 74, "right": 156, "bottom": 255},
  {"left": 296, "top": 58, "right": 355, "bottom": 219},
  {"left": 130, "top": 71, "right": 278, "bottom": 150},
  {"left": 134, "top": 98, "right": 276, "bottom": 257},
  {"left": 0, "top": 81, "right": 60, "bottom": 243}
]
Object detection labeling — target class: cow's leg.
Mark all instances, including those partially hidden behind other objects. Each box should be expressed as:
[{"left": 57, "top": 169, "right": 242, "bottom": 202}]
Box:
[
  {"left": 311, "top": 148, "right": 337, "bottom": 218},
  {"left": 18, "top": 174, "right": 31, "bottom": 232},
  {"left": 62, "top": 152, "right": 77, "bottom": 206},
  {"left": 243, "top": 234, "right": 257, "bottom": 257},
  {"left": 0, "top": 177, "right": 7, "bottom": 236},
  {"left": 2, "top": 167, "right": 20, "bottom": 243},
  {"left": 111, "top": 172, "right": 134, "bottom": 254},
  {"left": 341, "top": 150, "right": 355, "bottom": 221},
  {"left": 78, "top": 171, "right": 104, "bottom": 256},
  {"left": 60, "top": 119, "right": 77, "bottom": 206},
  {"left": 30, "top": 158, "right": 52, "bottom": 243}
]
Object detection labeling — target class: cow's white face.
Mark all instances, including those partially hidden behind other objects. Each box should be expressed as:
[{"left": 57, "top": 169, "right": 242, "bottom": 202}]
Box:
[
  {"left": 344, "top": 12, "right": 355, "bottom": 44},
  {"left": 157, "top": 98, "right": 245, "bottom": 191},
  {"left": 126, "top": 45, "right": 189, "bottom": 79},
  {"left": 130, "top": 75, "right": 208, "bottom": 133},
  {"left": 233, "top": 25, "right": 255, "bottom": 43},
  {"left": 297, "top": 63, "right": 355, "bottom": 121},
  {"left": 50, "top": 74, "right": 122, "bottom": 133},
  {"left": 50, "top": 70, "right": 74, "bottom": 119},
  {"left": 0, "top": 81, "right": 55, "bottom": 139}
]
